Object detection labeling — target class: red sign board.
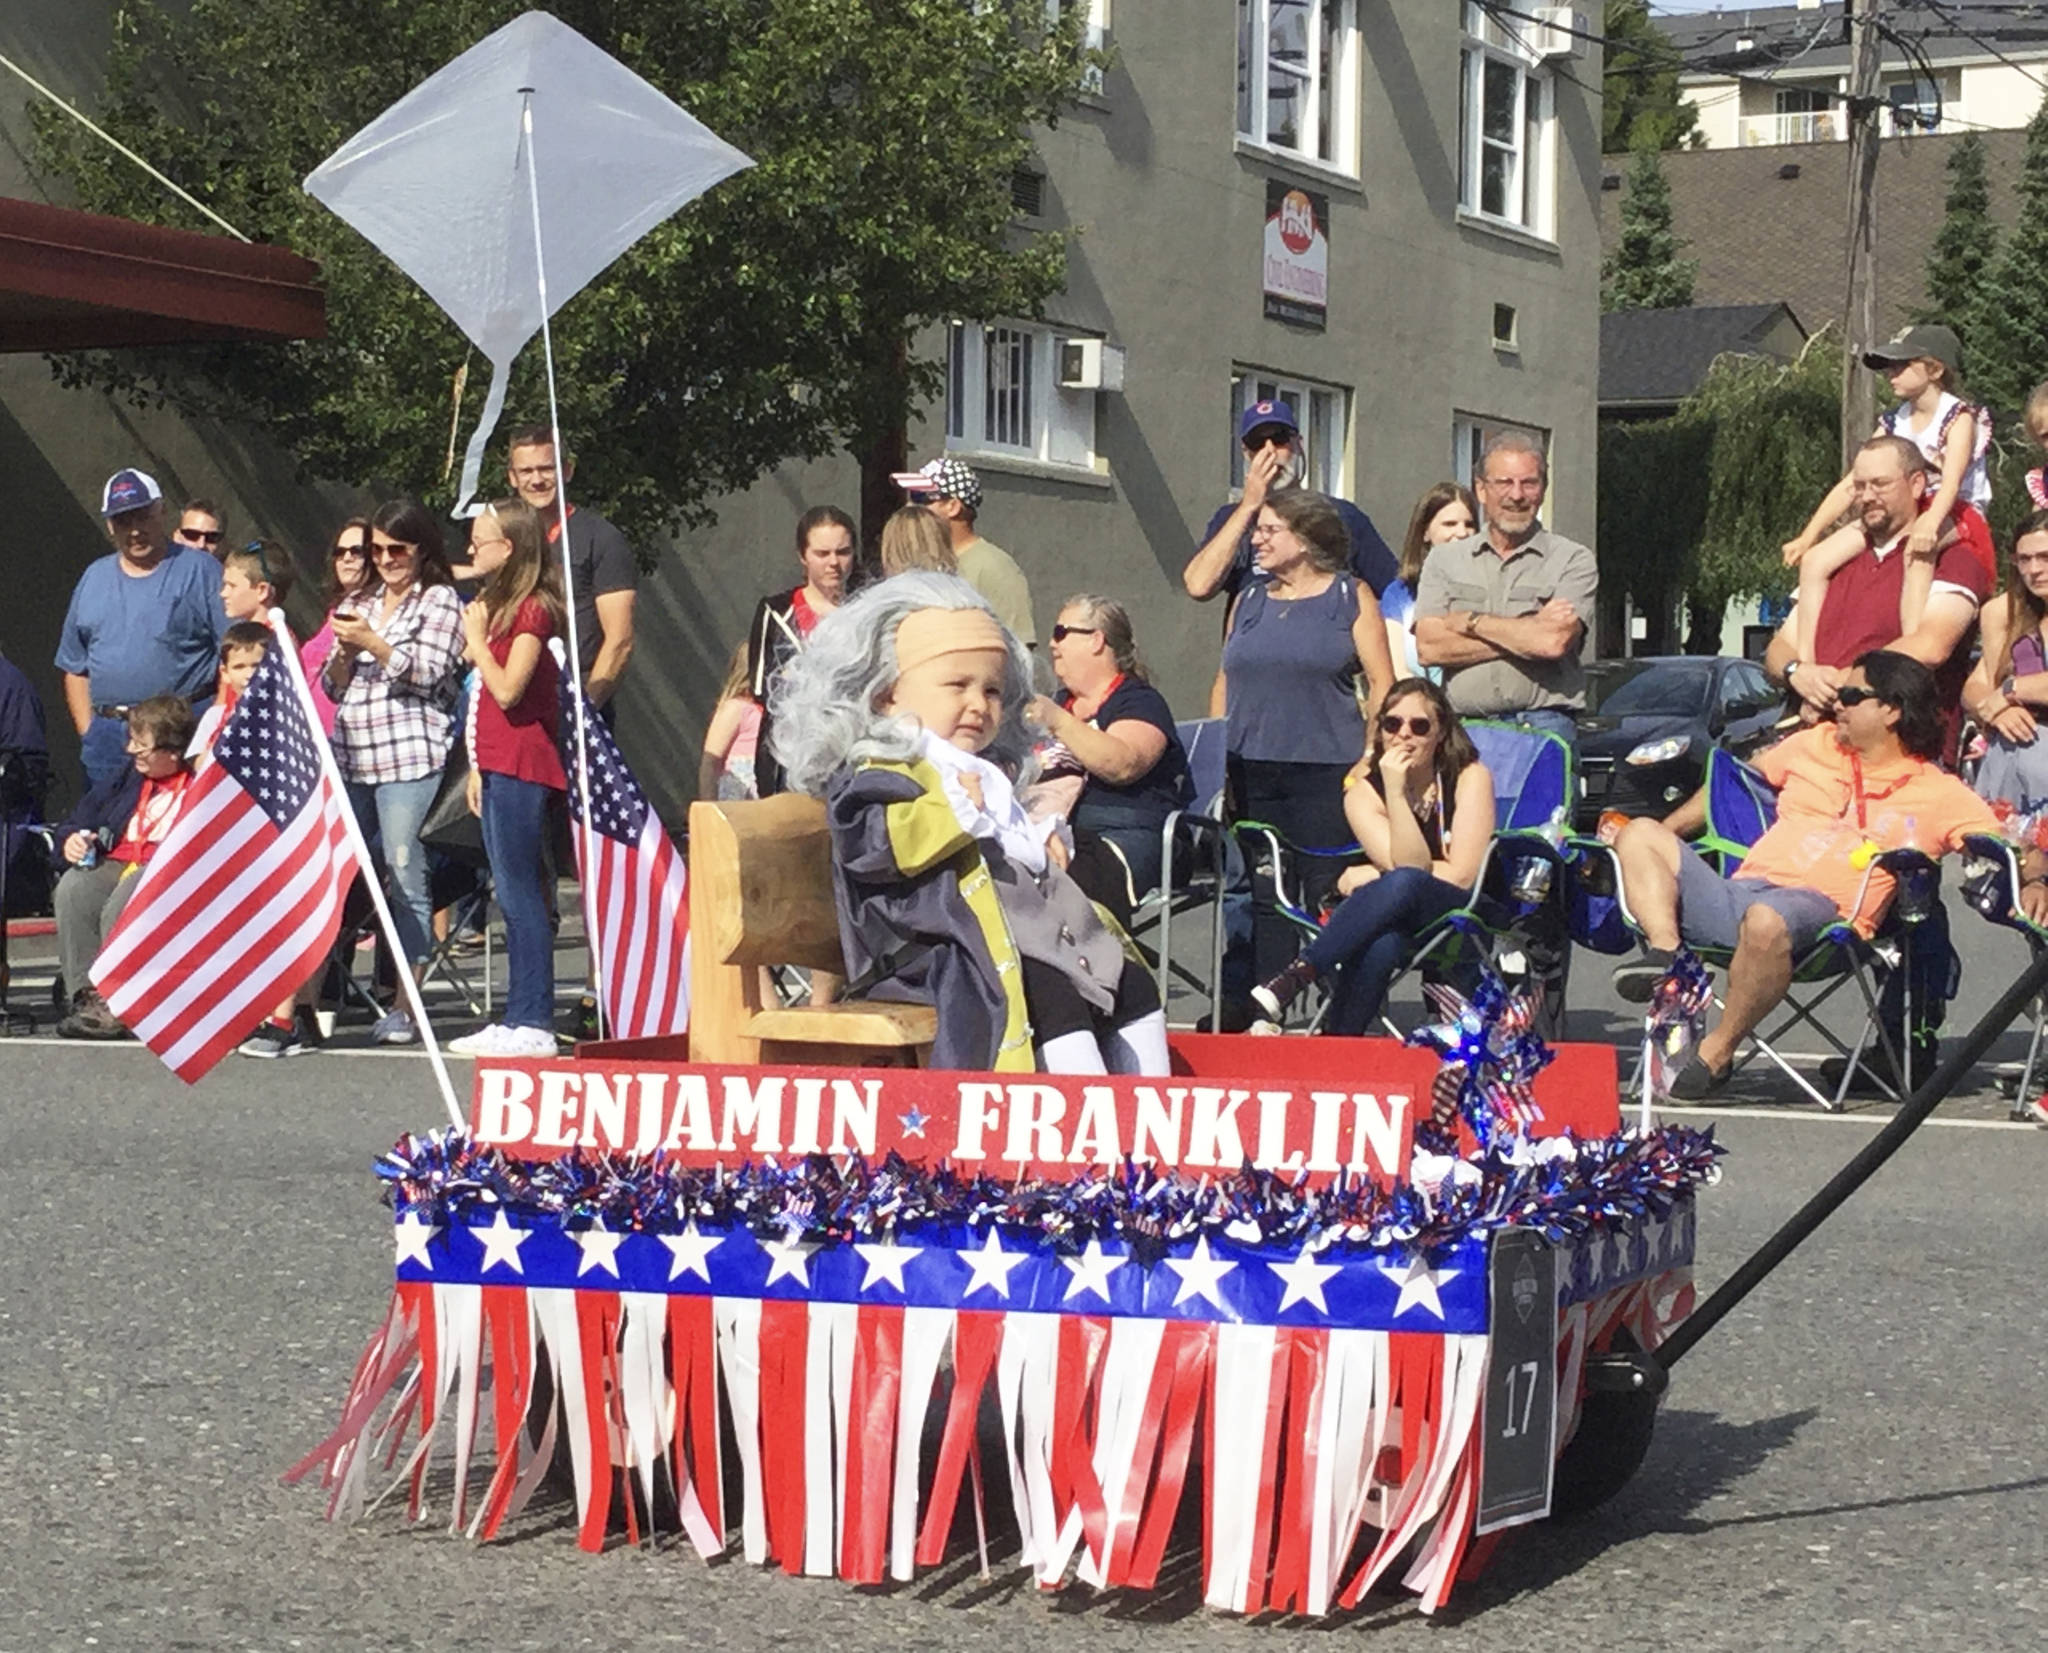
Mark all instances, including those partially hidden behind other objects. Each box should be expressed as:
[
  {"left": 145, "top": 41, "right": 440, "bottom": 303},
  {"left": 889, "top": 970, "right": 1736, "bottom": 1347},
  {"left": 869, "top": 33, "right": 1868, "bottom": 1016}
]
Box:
[{"left": 468, "top": 1038, "right": 1619, "bottom": 1187}]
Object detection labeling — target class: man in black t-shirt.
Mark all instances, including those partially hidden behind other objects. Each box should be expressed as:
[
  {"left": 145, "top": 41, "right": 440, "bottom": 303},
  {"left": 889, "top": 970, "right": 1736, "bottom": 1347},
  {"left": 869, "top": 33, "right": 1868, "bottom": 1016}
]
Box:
[{"left": 505, "top": 424, "right": 639, "bottom": 709}]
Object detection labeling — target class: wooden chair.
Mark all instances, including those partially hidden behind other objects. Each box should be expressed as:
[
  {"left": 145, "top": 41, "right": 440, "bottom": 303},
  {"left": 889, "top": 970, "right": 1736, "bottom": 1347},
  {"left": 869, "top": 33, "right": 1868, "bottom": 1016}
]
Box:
[{"left": 687, "top": 796, "right": 937, "bottom": 1067}]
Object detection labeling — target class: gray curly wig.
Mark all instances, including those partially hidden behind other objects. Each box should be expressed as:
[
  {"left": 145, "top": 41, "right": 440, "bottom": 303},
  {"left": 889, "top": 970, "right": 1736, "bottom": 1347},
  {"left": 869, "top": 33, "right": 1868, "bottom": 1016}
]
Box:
[{"left": 768, "top": 570, "right": 1039, "bottom": 797}]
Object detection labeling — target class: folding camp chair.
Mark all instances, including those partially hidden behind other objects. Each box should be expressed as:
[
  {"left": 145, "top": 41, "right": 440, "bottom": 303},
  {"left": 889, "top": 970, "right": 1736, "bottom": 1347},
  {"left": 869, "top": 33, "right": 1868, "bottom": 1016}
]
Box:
[
  {"left": 1126, "top": 717, "right": 1232, "bottom": 1030},
  {"left": 1955, "top": 831, "right": 2048, "bottom": 1118},
  {"left": 1569, "top": 746, "right": 1941, "bottom": 1111},
  {"left": 1236, "top": 721, "right": 1576, "bottom": 1035}
]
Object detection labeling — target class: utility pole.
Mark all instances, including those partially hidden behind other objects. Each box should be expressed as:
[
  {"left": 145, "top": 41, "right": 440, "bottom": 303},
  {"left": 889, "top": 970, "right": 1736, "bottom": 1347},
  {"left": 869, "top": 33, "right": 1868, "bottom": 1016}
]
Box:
[{"left": 1841, "top": 0, "right": 1885, "bottom": 469}]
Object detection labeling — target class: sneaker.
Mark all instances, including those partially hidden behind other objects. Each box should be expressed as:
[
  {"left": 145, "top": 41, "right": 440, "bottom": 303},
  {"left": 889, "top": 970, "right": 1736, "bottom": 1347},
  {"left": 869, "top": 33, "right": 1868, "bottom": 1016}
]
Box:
[
  {"left": 496, "top": 1024, "right": 561, "bottom": 1058},
  {"left": 239, "top": 1020, "right": 312, "bottom": 1058},
  {"left": 448, "top": 928, "right": 488, "bottom": 955},
  {"left": 1250, "top": 957, "right": 1318, "bottom": 1024},
  {"left": 448, "top": 1023, "right": 508, "bottom": 1057},
  {"left": 559, "top": 995, "right": 601, "bottom": 1043},
  {"left": 57, "top": 989, "right": 127, "bottom": 1041},
  {"left": 294, "top": 1003, "right": 327, "bottom": 1048},
  {"left": 372, "top": 1008, "right": 418, "bottom": 1046},
  {"left": 1613, "top": 948, "right": 1679, "bottom": 1006}
]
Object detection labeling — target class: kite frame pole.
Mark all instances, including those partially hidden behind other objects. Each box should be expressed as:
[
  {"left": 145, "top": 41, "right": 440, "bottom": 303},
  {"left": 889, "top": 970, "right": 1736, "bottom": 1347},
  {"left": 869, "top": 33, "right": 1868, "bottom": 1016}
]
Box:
[
  {"left": 517, "top": 87, "right": 609, "bottom": 1041},
  {"left": 268, "top": 608, "right": 466, "bottom": 1131}
]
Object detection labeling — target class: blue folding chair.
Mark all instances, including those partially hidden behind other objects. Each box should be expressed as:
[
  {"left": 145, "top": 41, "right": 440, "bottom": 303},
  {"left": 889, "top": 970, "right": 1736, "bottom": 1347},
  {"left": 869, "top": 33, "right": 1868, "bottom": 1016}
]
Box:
[
  {"left": 1241, "top": 721, "right": 1576, "bottom": 1033},
  {"left": 1569, "top": 747, "right": 1942, "bottom": 1110},
  {"left": 1955, "top": 831, "right": 2048, "bottom": 1118}
]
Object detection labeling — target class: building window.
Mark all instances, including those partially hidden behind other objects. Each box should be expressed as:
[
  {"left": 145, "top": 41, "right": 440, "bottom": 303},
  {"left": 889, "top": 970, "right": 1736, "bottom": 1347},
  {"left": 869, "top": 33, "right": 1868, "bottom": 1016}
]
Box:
[
  {"left": 1452, "top": 412, "right": 1549, "bottom": 493},
  {"left": 1236, "top": 0, "right": 1359, "bottom": 172},
  {"left": 1231, "top": 370, "right": 1349, "bottom": 497},
  {"left": 1048, "top": 0, "right": 1110, "bottom": 94},
  {"left": 1886, "top": 77, "right": 1940, "bottom": 135},
  {"left": 1458, "top": 2, "right": 1554, "bottom": 236},
  {"left": 945, "top": 321, "right": 1097, "bottom": 471},
  {"left": 1773, "top": 86, "right": 1837, "bottom": 145},
  {"left": 1492, "top": 303, "right": 1519, "bottom": 351}
]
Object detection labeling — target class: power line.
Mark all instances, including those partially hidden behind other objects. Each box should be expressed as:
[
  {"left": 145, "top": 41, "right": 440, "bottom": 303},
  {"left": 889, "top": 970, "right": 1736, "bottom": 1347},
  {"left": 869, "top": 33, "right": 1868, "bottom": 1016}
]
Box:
[{"left": 1919, "top": 0, "right": 2048, "bottom": 88}]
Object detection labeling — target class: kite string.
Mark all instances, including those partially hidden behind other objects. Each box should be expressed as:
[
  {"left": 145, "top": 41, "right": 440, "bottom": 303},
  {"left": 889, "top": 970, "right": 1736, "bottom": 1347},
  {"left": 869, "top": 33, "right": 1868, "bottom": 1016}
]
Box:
[
  {"left": 0, "top": 49, "right": 251, "bottom": 243},
  {"left": 519, "top": 88, "right": 609, "bottom": 1041}
]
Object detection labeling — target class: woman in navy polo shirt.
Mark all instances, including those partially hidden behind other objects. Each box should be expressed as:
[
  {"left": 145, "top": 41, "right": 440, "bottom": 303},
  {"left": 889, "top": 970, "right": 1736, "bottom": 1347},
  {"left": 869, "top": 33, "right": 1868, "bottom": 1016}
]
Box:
[{"left": 1030, "top": 595, "right": 1192, "bottom": 898}]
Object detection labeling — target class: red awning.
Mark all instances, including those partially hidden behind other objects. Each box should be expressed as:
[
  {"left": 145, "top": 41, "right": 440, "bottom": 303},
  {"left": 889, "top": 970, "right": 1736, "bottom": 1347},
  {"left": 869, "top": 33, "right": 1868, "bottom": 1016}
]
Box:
[{"left": 0, "top": 196, "right": 325, "bottom": 352}]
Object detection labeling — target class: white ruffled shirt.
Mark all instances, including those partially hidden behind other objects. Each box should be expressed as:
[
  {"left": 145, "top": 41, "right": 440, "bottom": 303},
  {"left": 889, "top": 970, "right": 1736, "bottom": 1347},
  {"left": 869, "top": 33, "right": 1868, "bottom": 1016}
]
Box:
[{"left": 916, "top": 730, "right": 1061, "bottom": 875}]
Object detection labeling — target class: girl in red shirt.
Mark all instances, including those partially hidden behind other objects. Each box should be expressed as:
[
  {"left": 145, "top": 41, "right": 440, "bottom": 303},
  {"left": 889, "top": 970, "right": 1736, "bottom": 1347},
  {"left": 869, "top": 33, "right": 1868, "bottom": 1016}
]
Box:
[{"left": 451, "top": 499, "right": 567, "bottom": 1059}]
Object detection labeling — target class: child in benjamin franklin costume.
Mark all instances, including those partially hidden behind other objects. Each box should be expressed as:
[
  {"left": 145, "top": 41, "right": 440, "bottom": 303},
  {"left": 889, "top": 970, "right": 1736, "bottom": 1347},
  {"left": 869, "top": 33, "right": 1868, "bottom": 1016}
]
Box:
[{"left": 771, "top": 571, "right": 1170, "bottom": 1075}]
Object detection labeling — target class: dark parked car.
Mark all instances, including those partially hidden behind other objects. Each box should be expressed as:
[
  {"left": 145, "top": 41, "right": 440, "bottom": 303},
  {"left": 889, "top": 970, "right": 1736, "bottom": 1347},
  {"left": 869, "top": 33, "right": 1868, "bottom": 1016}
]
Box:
[{"left": 1574, "top": 656, "right": 1786, "bottom": 830}]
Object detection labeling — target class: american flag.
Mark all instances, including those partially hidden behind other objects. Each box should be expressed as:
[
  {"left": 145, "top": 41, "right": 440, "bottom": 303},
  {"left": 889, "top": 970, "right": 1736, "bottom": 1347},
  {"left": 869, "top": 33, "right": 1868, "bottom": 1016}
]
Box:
[
  {"left": 559, "top": 682, "right": 689, "bottom": 1038},
  {"left": 93, "top": 647, "right": 356, "bottom": 1081}
]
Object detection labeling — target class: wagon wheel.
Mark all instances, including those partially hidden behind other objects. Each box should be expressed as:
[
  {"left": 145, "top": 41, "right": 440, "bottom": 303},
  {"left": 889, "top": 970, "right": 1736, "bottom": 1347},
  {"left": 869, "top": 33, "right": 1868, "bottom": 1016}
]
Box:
[{"left": 1551, "top": 1328, "right": 1662, "bottom": 1519}]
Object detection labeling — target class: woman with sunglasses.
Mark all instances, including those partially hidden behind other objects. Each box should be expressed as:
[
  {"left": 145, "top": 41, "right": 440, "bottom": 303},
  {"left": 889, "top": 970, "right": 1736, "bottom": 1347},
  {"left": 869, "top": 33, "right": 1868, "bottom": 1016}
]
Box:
[
  {"left": 1031, "top": 595, "right": 1193, "bottom": 899},
  {"left": 324, "top": 500, "right": 464, "bottom": 1045},
  {"left": 298, "top": 518, "right": 374, "bottom": 736},
  {"left": 1251, "top": 677, "right": 1494, "bottom": 1035}
]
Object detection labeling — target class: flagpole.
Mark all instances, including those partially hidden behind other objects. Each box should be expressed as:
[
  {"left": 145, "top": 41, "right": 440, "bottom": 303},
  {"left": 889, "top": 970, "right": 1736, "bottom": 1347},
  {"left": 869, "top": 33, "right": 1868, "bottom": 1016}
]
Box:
[
  {"left": 519, "top": 87, "right": 610, "bottom": 1040},
  {"left": 268, "top": 608, "right": 467, "bottom": 1132}
]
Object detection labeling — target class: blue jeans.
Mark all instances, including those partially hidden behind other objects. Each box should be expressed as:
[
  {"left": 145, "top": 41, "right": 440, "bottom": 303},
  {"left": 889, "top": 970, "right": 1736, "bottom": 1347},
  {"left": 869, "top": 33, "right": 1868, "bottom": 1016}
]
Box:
[
  {"left": 1303, "top": 866, "right": 1465, "bottom": 1036},
  {"left": 80, "top": 715, "right": 131, "bottom": 792},
  {"left": 481, "top": 772, "right": 558, "bottom": 1032},
  {"left": 346, "top": 775, "right": 440, "bottom": 964}
]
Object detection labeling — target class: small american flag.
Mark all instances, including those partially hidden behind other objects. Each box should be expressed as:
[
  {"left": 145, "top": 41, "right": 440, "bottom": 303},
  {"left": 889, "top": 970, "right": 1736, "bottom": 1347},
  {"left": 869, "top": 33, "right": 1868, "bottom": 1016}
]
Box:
[
  {"left": 93, "top": 647, "right": 356, "bottom": 1081},
  {"left": 560, "top": 684, "right": 689, "bottom": 1038}
]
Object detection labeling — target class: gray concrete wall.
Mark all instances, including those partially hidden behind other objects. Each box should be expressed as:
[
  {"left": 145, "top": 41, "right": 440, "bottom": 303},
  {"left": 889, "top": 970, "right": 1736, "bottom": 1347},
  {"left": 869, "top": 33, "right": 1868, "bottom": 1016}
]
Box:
[{"left": 1, "top": 1, "right": 1601, "bottom": 826}]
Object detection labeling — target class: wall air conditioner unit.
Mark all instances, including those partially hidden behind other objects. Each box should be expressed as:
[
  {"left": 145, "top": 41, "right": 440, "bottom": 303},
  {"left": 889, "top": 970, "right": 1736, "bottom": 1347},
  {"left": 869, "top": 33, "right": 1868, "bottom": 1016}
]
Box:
[
  {"left": 1057, "top": 337, "right": 1125, "bottom": 392},
  {"left": 1532, "top": 7, "right": 1589, "bottom": 61}
]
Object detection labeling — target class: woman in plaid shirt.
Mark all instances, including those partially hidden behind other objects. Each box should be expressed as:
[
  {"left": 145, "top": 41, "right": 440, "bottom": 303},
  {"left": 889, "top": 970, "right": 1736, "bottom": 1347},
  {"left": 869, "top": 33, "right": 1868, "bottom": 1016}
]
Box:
[{"left": 324, "top": 499, "right": 464, "bottom": 1045}]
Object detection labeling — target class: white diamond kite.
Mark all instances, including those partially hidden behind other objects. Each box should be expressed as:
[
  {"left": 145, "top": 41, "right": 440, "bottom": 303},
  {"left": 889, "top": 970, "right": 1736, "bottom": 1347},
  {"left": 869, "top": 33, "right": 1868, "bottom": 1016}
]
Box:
[{"left": 303, "top": 9, "right": 753, "bottom": 512}]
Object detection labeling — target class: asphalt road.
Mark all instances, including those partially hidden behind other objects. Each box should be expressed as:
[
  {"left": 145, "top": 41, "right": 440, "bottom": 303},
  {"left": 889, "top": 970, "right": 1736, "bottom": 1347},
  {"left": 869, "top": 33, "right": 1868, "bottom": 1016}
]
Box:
[{"left": 2, "top": 1034, "right": 2046, "bottom": 1653}]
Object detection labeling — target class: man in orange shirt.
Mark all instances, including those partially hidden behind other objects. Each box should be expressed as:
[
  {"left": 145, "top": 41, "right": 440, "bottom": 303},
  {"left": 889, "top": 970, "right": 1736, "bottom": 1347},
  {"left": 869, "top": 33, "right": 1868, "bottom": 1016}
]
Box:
[{"left": 1610, "top": 651, "right": 2047, "bottom": 1098}]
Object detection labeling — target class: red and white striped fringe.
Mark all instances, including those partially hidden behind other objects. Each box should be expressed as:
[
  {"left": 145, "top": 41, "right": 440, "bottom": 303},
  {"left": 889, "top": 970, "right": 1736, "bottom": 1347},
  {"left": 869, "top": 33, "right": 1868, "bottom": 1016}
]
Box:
[{"left": 289, "top": 1272, "right": 1689, "bottom": 1618}]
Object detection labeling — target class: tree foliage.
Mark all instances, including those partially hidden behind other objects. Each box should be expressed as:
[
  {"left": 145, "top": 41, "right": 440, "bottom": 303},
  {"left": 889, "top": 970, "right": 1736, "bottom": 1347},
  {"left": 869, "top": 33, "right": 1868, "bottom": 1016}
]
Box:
[
  {"left": 1597, "top": 332, "right": 1841, "bottom": 649},
  {"left": 1965, "top": 88, "right": 2048, "bottom": 428},
  {"left": 1914, "top": 132, "right": 1997, "bottom": 361},
  {"left": 1602, "top": 0, "right": 1699, "bottom": 154},
  {"left": 32, "top": 0, "right": 1103, "bottom": 549},
  {"left": 1602, "top": 139, "right": 1696, "bottom": 312}
]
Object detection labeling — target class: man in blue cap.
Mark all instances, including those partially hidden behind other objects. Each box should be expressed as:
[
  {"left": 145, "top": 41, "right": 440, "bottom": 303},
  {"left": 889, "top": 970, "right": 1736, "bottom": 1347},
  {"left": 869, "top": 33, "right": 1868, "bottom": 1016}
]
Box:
[
  {"left": 1180, "top": 398, "right": 1398, "bottom": 625},
  {"left": 55, "top": 469, "right": 228, "bottom": 789}
]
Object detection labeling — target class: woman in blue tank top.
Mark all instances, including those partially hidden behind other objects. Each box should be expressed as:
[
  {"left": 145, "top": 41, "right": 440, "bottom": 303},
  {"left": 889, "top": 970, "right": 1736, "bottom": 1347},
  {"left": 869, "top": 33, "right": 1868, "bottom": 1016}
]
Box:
[{"left": 1221, "top": 488, "right": 1395, "bottom": 984}]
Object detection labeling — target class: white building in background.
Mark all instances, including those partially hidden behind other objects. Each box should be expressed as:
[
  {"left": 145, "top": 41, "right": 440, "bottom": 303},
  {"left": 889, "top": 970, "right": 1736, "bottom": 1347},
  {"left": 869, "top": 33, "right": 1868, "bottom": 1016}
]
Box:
[{"left": 1660, "top": 1, "right": 2048, "bottom": 150}]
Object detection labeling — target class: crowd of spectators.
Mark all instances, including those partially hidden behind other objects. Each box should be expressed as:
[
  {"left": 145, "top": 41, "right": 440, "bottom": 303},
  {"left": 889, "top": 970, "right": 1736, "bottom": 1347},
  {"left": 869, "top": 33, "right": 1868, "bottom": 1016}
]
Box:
[{"left": 23, "top": 331, "right": 2048, "bottom": 1099}]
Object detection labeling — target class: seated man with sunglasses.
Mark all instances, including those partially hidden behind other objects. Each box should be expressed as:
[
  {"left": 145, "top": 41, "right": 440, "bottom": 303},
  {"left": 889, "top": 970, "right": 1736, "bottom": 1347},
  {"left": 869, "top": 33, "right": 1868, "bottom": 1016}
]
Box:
[{"left": 1609, "top": 651, "right": 2043, "bottom": 1099}]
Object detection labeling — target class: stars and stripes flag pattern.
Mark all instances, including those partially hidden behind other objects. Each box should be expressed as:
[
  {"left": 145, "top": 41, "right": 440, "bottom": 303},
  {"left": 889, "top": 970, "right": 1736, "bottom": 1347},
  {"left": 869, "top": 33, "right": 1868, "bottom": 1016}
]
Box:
[
  {"left": 93, "top": 646, "right": 356, "bottom": 1081},
  {"left": 558, "top": 679, "right": 689, "bottom": 1038},
  {"left": 289, "top": 1205, "right": 1696, "bottom": 1617}
]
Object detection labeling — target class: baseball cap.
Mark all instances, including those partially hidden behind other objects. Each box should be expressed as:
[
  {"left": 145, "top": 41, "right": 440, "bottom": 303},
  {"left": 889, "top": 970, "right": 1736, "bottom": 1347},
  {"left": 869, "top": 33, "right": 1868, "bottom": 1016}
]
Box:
[
  {"left": 1238, "top": 399, "right": 1300, "bottom": 443},
  {"left": 100, "top": 468, "right": 164, "bottom": 518},
  {"left": 1863, "top": 324, "right": 1962, "bottom": 381},
  {"left": 890, "top": 455, "right": 983, "bottom": 511}
]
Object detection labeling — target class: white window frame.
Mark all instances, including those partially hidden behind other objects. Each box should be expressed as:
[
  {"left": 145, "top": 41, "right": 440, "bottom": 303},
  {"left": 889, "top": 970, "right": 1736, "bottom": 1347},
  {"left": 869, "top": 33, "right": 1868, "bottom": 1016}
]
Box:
[
  {"left": 1458, "top": 2, "right": 1555, "bottom": 238},
  {"left": 1453, "top": 411, "right": 1550, "bottom": 497},
  {"left": 945, "top": 320, "right": 1099, "bottom": 473},
  {"left": 1046, "top": 0, "right": 1109, "bottom": 94},
  {"left": 1236, "top": 0, "right": 1361, "bottom": 174},
  {"left": 1230, "top": 370, "right": 1350, "bottom": 498},
  {"left": 1885, "top": 76, "right": 1940, "bottom": 135}
]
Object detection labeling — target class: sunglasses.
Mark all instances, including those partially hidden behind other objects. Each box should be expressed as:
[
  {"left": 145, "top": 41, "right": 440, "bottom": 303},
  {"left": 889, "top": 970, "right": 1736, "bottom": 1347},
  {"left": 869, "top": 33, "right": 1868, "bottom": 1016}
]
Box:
[
  {"left": 1834, "top": 685, "right": 1883, "bottom": 707},
  {"left": 178, "top": 527, "right": 223, "bottom": 545},
  {"left": 1051, "top": 624, "right": 1098, "bottom": 642},
  {"left": 333, "top": 541, "right": 367, "bottom": 559},
  {"left": 369, "top": 540, "right": 414, "bottom": 560},
  {"left": 1379, "top": 715, "right": 1436, "bottom": 737}
]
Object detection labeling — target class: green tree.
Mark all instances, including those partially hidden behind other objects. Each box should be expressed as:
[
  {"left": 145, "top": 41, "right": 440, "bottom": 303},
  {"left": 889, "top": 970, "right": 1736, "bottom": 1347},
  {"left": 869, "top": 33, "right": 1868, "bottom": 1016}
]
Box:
[
  {"left": 1602, "top": 0, "right": 1699, "bottom": 154},
  {"left": 1965, "top": 89, "right": 2048, "bottom": 427},
  {"left": 1915, "top": 132, "right": 1997, "bottom": 361},
  {"left": 32, "top": 0, "right": 1103, "bottom": 550},
  {"left": 1602, "top": 139, "right": 1696, "bottom": 312}
]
